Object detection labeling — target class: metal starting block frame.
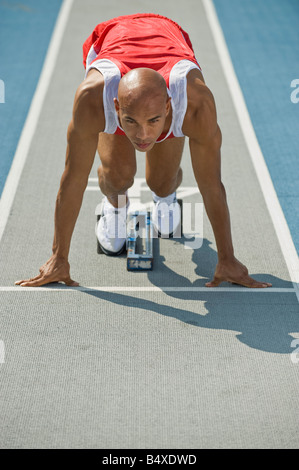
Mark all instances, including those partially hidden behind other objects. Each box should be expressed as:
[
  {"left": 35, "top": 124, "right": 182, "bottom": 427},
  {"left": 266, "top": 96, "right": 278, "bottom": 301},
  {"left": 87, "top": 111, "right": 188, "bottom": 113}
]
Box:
[{"left": 127, "top": 211, "right": 153, "bottom": 271}]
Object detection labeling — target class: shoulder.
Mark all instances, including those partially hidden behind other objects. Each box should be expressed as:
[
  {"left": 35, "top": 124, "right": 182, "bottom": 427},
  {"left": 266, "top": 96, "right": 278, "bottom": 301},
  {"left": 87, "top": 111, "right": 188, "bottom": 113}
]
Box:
[
  {"left": 182, "top": 68, "right": 219, "bottom": 143},
  {"left": 74, "top": 69, "right": 104, "bottom": 112},
  {"left": 72, "top": 69, "right": 105, "bottom": 135}
]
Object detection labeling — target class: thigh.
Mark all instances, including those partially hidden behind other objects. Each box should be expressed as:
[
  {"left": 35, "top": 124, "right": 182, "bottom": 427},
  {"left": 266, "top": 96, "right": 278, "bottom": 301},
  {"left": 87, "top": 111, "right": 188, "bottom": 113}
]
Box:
[
  {"left": 146, "top": 137, "right": 185, "bottom": 184},
  {"left": 97, "top": 133, "right": 136, "bottom": 176}
]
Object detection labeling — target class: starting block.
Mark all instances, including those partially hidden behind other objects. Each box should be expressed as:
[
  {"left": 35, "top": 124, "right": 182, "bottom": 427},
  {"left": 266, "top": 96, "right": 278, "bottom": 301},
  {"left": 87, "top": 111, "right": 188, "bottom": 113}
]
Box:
[
  {"left": 96, "top": 199, "right": 183, "bottom": 271},
  {"left": 127, "top": 211, "right": 153, "bottom": 271}
]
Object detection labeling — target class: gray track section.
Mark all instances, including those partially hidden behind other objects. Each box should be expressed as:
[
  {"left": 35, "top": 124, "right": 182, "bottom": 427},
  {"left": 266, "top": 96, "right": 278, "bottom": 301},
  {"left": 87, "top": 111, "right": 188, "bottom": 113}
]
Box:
[{"left": 0, "top": 0, "right": 298, "bottom": 449}]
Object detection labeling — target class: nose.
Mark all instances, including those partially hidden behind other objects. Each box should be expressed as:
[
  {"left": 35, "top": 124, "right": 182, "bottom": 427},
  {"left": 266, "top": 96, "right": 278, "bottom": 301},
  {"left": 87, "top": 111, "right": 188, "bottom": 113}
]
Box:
[{"left": 136, "top": 125, "right": 149, "bottom": 140}]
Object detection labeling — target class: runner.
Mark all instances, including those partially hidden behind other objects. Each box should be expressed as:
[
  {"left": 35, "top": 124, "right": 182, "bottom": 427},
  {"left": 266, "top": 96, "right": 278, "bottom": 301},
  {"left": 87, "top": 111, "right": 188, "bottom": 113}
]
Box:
[{"left": 15, "top": 13, "right": 271, "bottom": 288}]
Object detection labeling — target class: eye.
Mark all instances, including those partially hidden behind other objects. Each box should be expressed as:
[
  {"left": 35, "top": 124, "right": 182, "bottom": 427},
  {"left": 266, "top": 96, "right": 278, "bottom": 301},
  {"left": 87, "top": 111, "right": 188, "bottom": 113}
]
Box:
[{"left": 125, "top": 119, "right": 136, "bottom": 125}]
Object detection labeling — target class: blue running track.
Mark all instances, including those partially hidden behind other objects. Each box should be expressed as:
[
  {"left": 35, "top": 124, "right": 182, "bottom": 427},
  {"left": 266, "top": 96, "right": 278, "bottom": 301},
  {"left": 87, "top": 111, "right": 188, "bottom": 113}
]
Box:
[
  {"left": 0, "top": 0, "right": 62, "bottom": 195},
  {"left": 214, "top": 0, "right": 299, "bottom": 254}
]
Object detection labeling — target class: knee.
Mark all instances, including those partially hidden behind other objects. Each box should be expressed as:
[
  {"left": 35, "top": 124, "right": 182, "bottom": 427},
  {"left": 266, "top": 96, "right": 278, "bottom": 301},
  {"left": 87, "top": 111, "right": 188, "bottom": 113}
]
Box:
[
  {"left": 147, "top": 180, "right": 173, "bottom": 197},
  {"left": 98, "top": 165, "right": 136, "bottom": 193},
  {"left": 147, "top": 168, "right": 182, "bottom": 197}
]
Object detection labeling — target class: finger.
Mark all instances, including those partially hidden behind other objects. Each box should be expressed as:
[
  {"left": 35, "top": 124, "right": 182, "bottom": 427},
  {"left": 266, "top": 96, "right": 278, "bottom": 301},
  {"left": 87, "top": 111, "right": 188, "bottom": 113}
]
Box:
[
  {"left": 64, "top": 278, "right": 80, "bottom": 287},
  {"left": 15, "top": 274, "right": 44, "bottom": 286},
  {"left": 231, "top": 278, "right": 272, "bottom": 288},
  {"left": 239, "top": 275, "right": 272, "bottom": 288},
  {"left": 205, "top": 277, "right": 223, "bottom": 288},
  {"left": 248, "top": 281, "right": 272, "bottom": 288},
  {"left": 18, "top": 273, "right": 56, "bottom": 287},
  {"left": 16, "top": 275, "right": 79, "bottom": 288},
  {"left": 206, "top": 276, "right": 272, "bottom": 289},
  {"left": 18, "top": 279, "right": 50, "bottom": 287}
]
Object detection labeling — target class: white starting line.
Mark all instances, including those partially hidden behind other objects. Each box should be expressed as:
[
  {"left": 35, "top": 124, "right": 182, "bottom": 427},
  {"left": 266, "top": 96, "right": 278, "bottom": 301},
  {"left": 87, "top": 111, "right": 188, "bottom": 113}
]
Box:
[{"left": 0, "top": 286, "right": 296, "bottom": 293}]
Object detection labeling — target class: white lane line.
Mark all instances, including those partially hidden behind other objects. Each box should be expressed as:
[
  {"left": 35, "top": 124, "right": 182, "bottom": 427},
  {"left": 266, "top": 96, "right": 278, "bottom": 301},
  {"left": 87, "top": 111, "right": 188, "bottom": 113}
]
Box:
[
  {"left": 202, "top": 0, "right": 299, "bottom": 303},
  {"left": 0, "top": 286, "right": 295, "bottom": 293},
  {"left": 0, "top": 0, "right": 74, "bottom": 244}
]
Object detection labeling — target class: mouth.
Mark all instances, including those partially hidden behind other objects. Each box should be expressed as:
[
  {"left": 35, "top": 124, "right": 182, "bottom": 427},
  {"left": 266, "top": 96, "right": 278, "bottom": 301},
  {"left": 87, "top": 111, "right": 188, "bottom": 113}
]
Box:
[{"left": 135, "top": 142, "right": 151, "bottom": 150}]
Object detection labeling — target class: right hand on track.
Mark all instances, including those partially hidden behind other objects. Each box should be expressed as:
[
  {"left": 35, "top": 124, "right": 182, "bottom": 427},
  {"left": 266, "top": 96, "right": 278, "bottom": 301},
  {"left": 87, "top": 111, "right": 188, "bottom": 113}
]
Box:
[{"left": 15, "top": 255, "right": 79, "bottom": 288}]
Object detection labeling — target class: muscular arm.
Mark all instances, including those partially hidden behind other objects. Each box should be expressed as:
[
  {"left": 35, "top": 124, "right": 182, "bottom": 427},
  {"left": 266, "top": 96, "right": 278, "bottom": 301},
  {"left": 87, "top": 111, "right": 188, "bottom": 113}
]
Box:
[
  {"left": 185, "top": 80, "right": 271, "bottom": 288},
  {"left": 53, "top": 82, "right": 103, "bottom": 259},
  {"left": 16, "top": 72, "right": 105, "bottom": 287},
  {"left": 189, "top": 122, "right": 234, "bottom": 263}
]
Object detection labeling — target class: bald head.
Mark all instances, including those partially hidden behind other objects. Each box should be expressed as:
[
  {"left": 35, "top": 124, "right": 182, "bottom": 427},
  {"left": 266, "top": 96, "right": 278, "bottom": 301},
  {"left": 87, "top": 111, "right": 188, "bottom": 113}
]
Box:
[
  {"left": 114, "top": 68, "right": 171, "bottom": 152},
  {"left": 118, "top": 68, "right": 168, "bottom": 108}
]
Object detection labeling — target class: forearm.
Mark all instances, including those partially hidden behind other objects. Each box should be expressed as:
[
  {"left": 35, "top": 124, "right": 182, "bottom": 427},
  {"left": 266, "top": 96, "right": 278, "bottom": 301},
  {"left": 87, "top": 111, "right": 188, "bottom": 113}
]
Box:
[
  {"left": 189, "top": 123, "right": 234, "bottom": 262},
  {"left": 52, "top": 172, "right": 87, "bottom": 259},
  {"left": 201, "top": 183, "right": 234, "bottom": 262}
]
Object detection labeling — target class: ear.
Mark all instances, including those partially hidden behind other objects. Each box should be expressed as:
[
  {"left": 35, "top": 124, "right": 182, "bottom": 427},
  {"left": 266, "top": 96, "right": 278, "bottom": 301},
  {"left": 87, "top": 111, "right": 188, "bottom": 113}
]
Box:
[
  {"left": 166, "top": 96, "right": 171, "bottom": 115},
  {"left": 114, "top": 97, "right": 120, "bottom": 112}
]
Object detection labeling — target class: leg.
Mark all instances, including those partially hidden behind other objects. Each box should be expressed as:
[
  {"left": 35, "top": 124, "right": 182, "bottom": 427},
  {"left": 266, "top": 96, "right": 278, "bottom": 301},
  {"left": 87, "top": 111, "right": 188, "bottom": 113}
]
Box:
[
  {"left": 145, "top": 137, "right": 185, "bottom": 196},
  {"left": 97, "top": 133, "right": 136, "bottom": 207},
  {"left": 96, "top": 133, "right": 136, "bottom": 255},
  {"left": 146, "top": 137, "right": 185, "bottom": 237}
]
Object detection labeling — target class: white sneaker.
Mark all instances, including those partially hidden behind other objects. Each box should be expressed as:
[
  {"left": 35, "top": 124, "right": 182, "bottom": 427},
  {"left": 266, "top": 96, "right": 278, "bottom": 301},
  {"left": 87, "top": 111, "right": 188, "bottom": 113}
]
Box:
[
  {"left": 152, "top": 192, "right": 181, "bottom": 238},
  {"left": 96, "top": 197, "right": 128, "bottom": 255}
]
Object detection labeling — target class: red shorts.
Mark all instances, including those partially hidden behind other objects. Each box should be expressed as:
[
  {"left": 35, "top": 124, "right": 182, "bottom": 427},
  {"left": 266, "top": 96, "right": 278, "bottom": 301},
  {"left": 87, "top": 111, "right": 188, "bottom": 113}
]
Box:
[{"left": 83, "top": 13, "right": 200, "bottom": 87}]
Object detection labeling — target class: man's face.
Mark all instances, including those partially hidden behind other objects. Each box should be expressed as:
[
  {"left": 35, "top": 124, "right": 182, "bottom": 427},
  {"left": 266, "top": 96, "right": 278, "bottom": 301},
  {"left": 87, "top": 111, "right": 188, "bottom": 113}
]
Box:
[{"left": 114, "top": 95, "right": 171, "bottom": 152}]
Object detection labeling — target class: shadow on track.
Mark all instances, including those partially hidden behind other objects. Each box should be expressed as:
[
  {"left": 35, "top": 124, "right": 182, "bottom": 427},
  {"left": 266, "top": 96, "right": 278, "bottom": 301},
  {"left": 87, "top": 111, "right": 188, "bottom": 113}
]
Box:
[{"left": 79, "top": 237, "right": 298, "bottom": 355}]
